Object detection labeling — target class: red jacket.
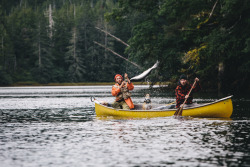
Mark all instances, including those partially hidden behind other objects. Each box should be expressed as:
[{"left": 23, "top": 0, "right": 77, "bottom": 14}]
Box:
[
  {"left": 111, "top": 82, "right": 134, "bottom": 109},
  {"left": 175, "top": 82, "right": 201, "bottom": 108}
]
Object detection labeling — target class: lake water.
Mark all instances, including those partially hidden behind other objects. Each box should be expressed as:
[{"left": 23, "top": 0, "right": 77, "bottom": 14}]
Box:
[{"left": 0, "top": 86, "right": 250, "bottom": 167}]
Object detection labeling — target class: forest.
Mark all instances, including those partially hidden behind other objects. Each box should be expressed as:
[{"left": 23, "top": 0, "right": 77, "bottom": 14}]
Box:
[{"left": 0, "top": 0, "right": 249, "bottom": 94}]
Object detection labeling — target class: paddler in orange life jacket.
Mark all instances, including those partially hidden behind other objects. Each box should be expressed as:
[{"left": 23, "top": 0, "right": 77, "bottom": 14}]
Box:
[{"left": 112, "top": 73, "right": 134, "bottom": 110}]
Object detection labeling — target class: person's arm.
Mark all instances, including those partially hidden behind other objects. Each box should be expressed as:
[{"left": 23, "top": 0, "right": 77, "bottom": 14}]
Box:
[
  {"left": 124, "top": 73, "right": 130, "bottom": 83},
  {"left": 185, "top": 78, "right": 201, "bottom": 99},
  {"left": 111, "top": 85, "right": 121, "bottom": 96},
  {"left": 127, "top": 82, "right": 134, "bottom": 90},
  {"left": 124, "top": 73, "right": 134, "bottom": 90},
  {"left": 192, "top": 78, "right": 201, "bottom": 92}
]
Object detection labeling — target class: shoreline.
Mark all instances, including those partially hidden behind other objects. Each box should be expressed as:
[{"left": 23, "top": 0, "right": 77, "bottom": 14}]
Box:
[{"left": 1, "top": 81, "right": 171, "bottom": 87}]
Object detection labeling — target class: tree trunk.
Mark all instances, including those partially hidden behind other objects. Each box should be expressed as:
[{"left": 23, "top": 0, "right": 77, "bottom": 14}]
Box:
[
  {"left": 84, "top": 23, "right": 87, "bottom": 51},
  {"left": 218, "top": 62, "right": 224, "bottom": 96},
  {"left": 73, "top": 27, "right": 76, "bottom": 61},
  {"left": 73, "top": 5, "right": 76, "bottom": 62},
  {"left": 38, "top": 22, "right": 41, "bottom": 68},
  {"left": 90, "top": 0, "right": 94, "bottom": 8},
  {"left": 74, "top": 4, "right": 76, "bottom": 17},
  {"left": 104, "top": 23, "right": 108, "bottom": 59},
  {"left": 2, "top": 36, "right": 4, "bottom": 68},
  {"left": 48, "top": 4, "right": 54, "bottom": 38},
  {"left": 14, "top": 55, "right": 17, "bottom": 71},
  {"left": 20, "top": 0, "right": 23, "bottom": 7}
]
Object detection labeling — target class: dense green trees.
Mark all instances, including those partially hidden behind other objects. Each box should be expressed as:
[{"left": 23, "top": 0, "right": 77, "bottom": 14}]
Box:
[
  {"left": 0, "top": 0, "right": 249, "bottom": 93},
  {"left": 0, "top": 0, "right": 122, "bottom": 85},
  {"left": 107, "top": 0, "right": 250, "bottom": 93}
]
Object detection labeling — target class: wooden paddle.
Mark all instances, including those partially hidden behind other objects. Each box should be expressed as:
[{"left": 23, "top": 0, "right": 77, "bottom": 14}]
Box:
[
  {"left": 174, "top": 80, "right": 197, "bottom": 117},
  {"left": 130, "top": 61, "right": 159, "bottom": 81}
]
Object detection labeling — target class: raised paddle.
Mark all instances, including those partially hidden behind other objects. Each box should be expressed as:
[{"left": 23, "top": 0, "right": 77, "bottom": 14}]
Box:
[
  {"left": 174, "top": 80, "right": 197, "bottom": 117},
  {"left": 130, "top": 61, "right": 159, "bottom": 81}
]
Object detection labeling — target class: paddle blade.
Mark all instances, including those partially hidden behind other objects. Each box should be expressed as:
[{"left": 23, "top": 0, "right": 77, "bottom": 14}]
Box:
[
  {"left": 130, "top": 61, "right": 159, "bottom": 81},
  {"left": 174, "top": 108, "right": 180, "bottom": 116},
  {"left": 174, "top": 107, "right": 183, "bottom": 116},
  {"left": 178, "top": 108, "right": 183, "bottom": 116}
]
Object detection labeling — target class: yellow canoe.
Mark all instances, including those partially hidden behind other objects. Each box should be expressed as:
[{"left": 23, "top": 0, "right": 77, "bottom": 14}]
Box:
[{"left": 94, "top": 96, "right": 233, "bottom": 118}]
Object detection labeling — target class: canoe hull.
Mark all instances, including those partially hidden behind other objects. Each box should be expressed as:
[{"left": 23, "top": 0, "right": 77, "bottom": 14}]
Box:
[{"left": 95, "top": 96, "right": 233, "bottom": 118}]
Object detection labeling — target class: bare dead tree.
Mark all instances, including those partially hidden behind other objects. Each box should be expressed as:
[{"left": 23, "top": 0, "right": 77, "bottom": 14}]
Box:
[
  {"left": 95, "top": 27, "right": 129, "bottom": 47},
  {"left": 94, "top": 41, "right": 142, "bottom": 69}
]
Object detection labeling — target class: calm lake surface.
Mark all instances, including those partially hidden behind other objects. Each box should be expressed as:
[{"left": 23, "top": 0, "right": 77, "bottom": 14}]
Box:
[{"left": 0, "top": 85, "right": 250, "bottom": 167}]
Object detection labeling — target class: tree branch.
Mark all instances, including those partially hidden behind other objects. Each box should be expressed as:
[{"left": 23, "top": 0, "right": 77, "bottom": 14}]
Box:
[
  {"left": 94, "top": 41, "right": 142, "bottom": 69},
  {"left": 95, "top": 27, "right": 130, "bottom": 47},
  {"left": 209, "top": 0, "right": 219, "bottom": 19}
]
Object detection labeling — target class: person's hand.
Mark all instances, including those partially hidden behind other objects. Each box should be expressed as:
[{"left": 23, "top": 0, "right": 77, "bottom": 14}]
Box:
[
  {"left": 124, "top": 73, "right": 131, "bottom": 83},
  {"left": 119, "top": 81, "right": 126, "bottom": 89},
  {"left": 195, "top": 77, "right": 199, "bottom": 82}
]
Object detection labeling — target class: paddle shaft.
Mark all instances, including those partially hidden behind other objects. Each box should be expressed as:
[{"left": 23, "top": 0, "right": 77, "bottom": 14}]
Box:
[
  {"left": 181, "top": 80, "right": 197, "bottom": 107},
  {"left": 174, "top": 80, "right": 197, "bottom": 116}
]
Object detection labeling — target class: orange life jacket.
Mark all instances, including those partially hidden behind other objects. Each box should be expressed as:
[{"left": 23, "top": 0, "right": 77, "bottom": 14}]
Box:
[{"left": 111, "top": 82, "right": 134, "bottom": 109}]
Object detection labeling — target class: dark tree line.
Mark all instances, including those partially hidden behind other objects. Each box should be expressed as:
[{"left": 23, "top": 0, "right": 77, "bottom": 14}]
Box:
[
  {"left": 0, "top": 0, "right": 128, "bottom": 85},
  {"left": 107, "top": 0, "right": 250, "bottom": 93},
  {"left": 0, "top": 0, "right": 249, "bottom": 94}
]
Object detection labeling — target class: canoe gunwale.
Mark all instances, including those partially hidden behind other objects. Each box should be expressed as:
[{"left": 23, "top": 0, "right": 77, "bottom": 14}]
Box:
[{"left": 95, "top": 95, "right": 233, "bottom": 112}]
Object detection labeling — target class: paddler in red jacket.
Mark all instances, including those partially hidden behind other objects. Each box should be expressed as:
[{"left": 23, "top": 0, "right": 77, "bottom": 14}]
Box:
[
  {"left": 112, "top": 73, "right": 134, "bottom": 110},
  {"left": 175, "top": 74, "right": 201, "bottom": 108}
]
